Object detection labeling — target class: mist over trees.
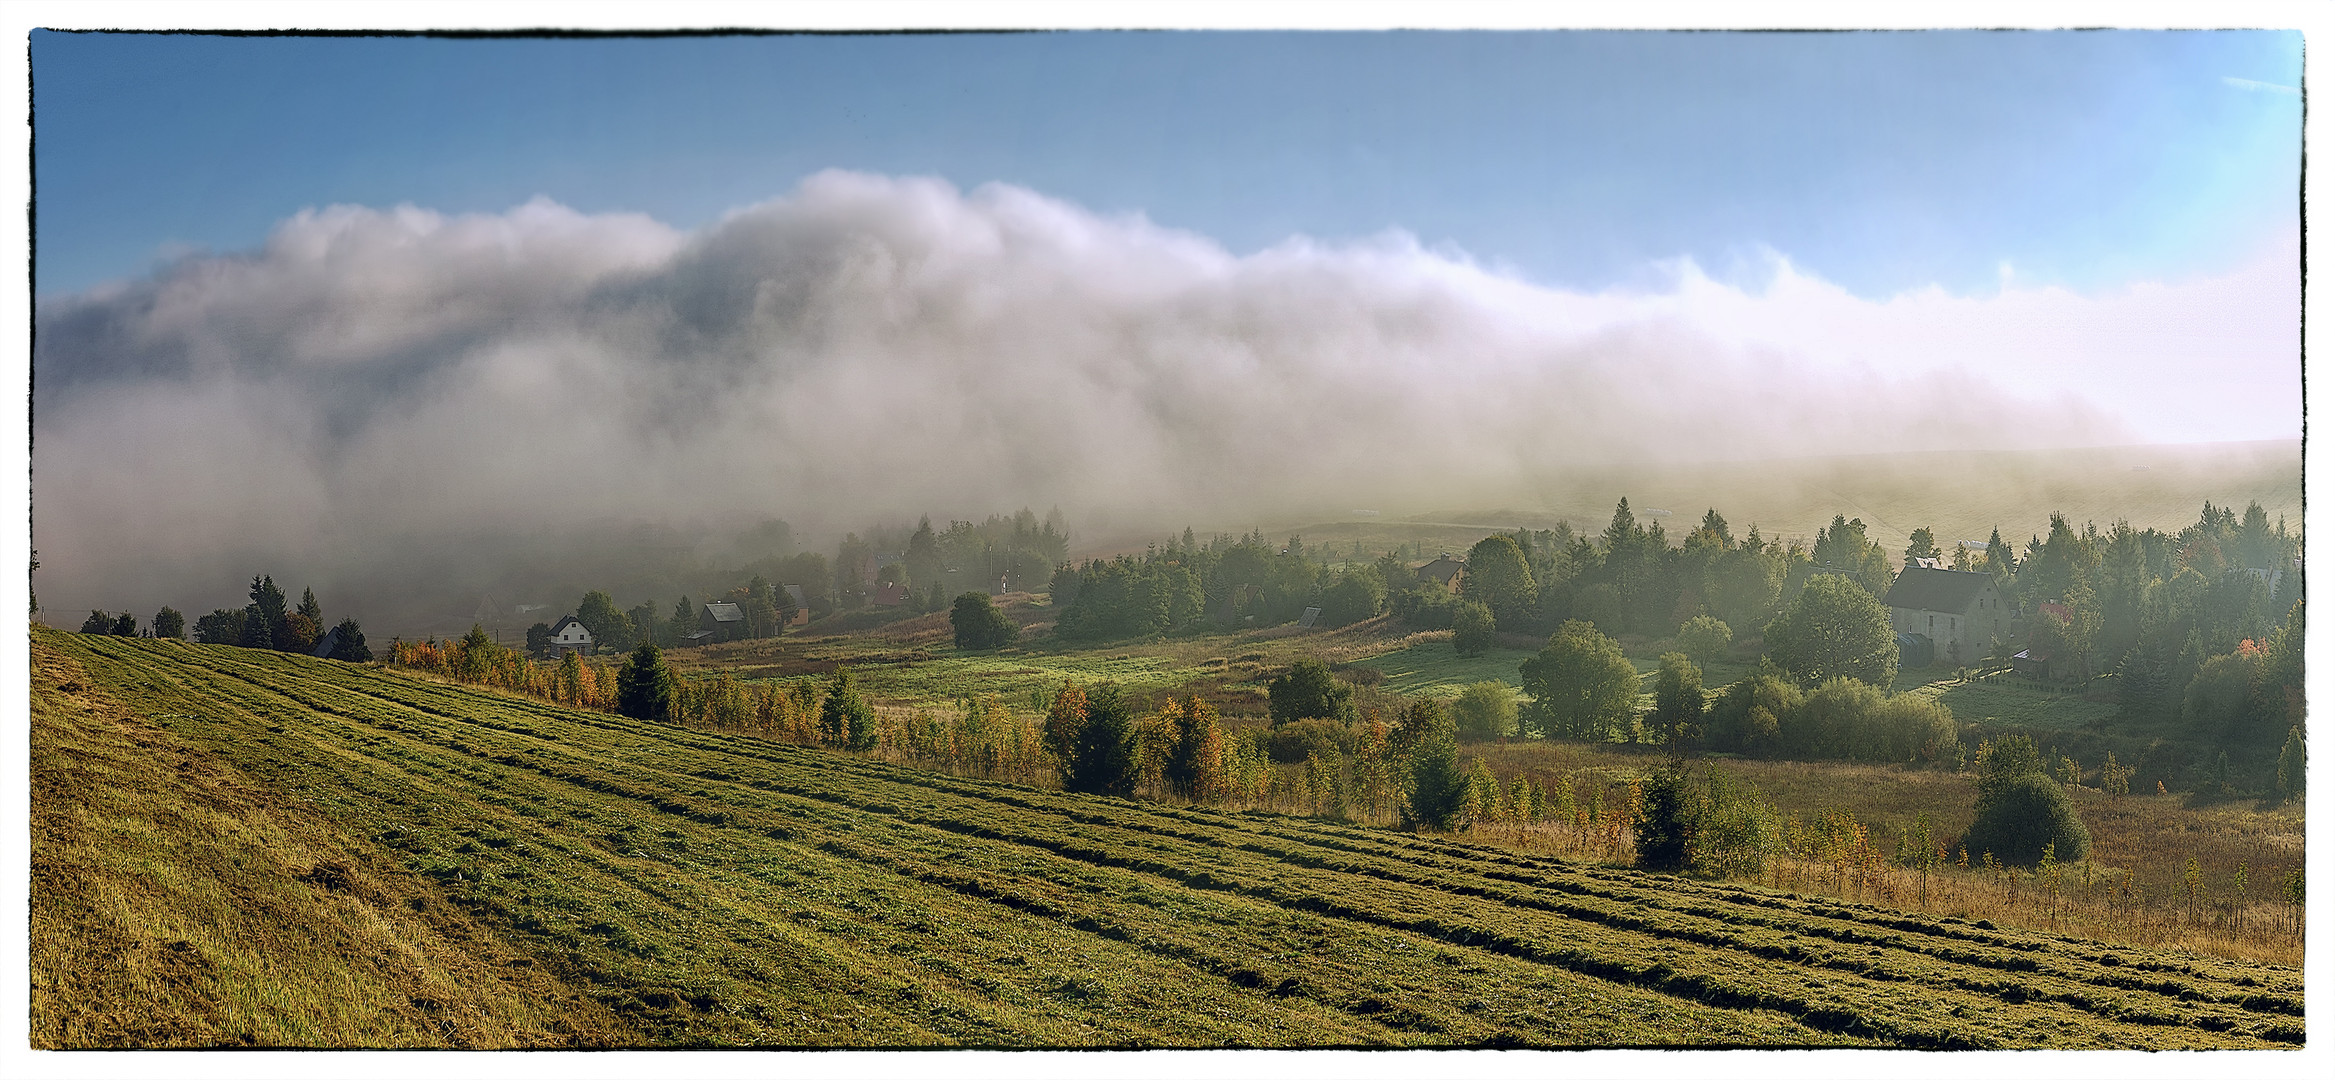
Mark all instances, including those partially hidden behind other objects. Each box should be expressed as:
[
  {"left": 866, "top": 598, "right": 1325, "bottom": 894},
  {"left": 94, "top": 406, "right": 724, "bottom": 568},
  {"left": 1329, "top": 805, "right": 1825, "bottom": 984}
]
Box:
[{"left": 36, "top": 172, "right": 2164, "bottom": 636}]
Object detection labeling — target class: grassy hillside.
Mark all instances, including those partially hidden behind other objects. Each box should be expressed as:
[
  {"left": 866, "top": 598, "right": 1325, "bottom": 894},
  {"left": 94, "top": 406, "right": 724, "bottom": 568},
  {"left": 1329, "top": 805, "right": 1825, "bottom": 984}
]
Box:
[
  {"left": 30, "top": 636, "right": 634, "bottom": 1047},
  {"left": 32, "top": 629, "right": 2303, "bottom": 1048}
]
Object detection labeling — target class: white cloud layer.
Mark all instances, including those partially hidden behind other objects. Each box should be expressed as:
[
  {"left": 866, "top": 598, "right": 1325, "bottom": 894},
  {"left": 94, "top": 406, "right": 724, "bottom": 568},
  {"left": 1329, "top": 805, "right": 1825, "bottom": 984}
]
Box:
[{"left": 31, "top": 171, "right": 2297, "bottom": 622}]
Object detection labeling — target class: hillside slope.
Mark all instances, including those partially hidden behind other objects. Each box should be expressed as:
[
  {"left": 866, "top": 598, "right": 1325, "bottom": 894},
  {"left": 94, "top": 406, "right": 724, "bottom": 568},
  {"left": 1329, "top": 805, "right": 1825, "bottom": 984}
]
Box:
[
  {"left": 31, "top": 630, "right": 2303, "bottom": 1048},
  {"left": 30, "top": 635, "right": 634, "bottom": 1047}
]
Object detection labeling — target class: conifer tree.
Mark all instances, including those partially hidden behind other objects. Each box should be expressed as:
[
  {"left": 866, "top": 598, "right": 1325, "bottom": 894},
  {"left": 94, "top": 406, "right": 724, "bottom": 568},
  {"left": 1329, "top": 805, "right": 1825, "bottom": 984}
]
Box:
[
  {"left": 1634, "top": 759, "right": 1699, "bottom": 871},
  {"left": 1403, "top": 708, "right": 1468, "bottom": 830},
  {"left": 818, "top": 667, "right": 876, "bottom": 749},
  {"left": 2277, "top": 726, "right": 2306, "bottom": 800},
  {"left": 239, "top": 603, "right": 274, "bottom": 649},
  {"left": 327, "top": 617, "right": 371, "bottom": 662},
  {"left": 1902, "top": 527, "right": 1942, "bottom": 566},
  {"left": 615, "top": 642, "right": 674, "bottom": 722},
  {"left": 249, "top": 575, "right": 289, "bottom": 649},
  {"left": 1063, "top": 684, "right": 1137, "bottom": 795}
]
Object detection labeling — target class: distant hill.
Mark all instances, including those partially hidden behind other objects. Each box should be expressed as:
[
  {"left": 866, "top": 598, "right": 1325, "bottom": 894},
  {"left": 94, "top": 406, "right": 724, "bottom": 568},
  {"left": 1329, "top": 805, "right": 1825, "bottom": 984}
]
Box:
[{"left": 1143, "top": 440, "right": 2301, "bottom": 563}]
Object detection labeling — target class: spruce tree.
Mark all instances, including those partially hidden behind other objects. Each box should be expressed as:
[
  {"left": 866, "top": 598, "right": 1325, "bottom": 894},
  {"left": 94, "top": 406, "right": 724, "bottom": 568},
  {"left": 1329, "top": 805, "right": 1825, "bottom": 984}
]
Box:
[
  {"left": 615, "top": 642, "right": 674, "bottom": 722},
  {"left": 2277, "top": 726, "right": 2306, "bottom": 800},
  {"left": 1404, "top": 724, "right": 1469, "bottom": 830},
  {"left": 1064, "top": 684, "right": 1137, "bottom": 795},
  {"left": 327, "top": 618, "right": 371, "bottom": 662},
  {"left": 1634, "top": 759, "right": 1699, "bottom": 871},
  {"left": 239, "top": 603, "right": 274, "bottom": 649},
  {"left": 249, "top": 575, "right": 289, "bottom": 649},
  {"left": 818, "top": 667, "right": 877, "bottom": 750}
]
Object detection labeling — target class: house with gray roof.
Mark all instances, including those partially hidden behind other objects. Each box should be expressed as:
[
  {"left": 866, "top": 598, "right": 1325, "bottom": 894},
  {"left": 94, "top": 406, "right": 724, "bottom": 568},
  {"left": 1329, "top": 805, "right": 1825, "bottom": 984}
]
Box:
[
  {"left": 698, "top": 601, "right": 747, "bottom": 644},
  {"left": 1415, "top": 555, "right": 1466, "bottom": 594},
  {"left": 1879, "top": 567, "right": 2005, "bottom": 668}
]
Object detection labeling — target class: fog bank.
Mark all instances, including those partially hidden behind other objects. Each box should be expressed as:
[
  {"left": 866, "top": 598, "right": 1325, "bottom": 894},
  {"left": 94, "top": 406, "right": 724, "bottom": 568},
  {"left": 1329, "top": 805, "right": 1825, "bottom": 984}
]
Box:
[{"left": 36, "top": 171, "right": 2289, "bottom": 630}]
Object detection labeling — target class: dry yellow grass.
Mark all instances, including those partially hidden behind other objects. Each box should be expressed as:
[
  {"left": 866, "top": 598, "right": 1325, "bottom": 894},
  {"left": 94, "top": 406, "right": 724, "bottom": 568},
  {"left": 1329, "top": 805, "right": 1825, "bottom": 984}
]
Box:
[
  {"left": 29, "top": 638, "right": 635, "bottom": 1048},
  {"left": 1456, "top": 742, "right": 2303, "bottom": 966}
]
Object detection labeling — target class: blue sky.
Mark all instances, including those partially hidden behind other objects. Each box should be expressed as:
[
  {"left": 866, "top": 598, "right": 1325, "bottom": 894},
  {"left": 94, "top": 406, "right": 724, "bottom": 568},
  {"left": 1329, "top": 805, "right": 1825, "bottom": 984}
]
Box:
[{"left": 32, "top": 29, "right": 2302, "bottom": 300}]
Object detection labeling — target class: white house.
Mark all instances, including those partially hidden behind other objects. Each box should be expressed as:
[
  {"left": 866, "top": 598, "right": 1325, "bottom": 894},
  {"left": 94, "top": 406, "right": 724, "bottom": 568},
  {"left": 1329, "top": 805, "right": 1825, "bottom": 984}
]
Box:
[{"left": 547, "top": 614, "right": 595, "bottom": 657}]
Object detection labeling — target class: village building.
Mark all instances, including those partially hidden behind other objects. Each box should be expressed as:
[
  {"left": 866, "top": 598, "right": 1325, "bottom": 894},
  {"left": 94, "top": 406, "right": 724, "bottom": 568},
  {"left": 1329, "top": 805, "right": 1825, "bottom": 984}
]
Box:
[
  {"left": 1879, "top": 567, "right": 2004, "bottom": 668},
  {"left": 546, "top": 614, "right": 595, "bottom": 657},
  {"left": 782, "top": 584, "right": 811, "bottom": 626},
  {"left": 1415, "top": 555, "right": 1465, "bottom": 594},
  {"left": 697, "top": 601, "right": 747, "bottom": 644}
]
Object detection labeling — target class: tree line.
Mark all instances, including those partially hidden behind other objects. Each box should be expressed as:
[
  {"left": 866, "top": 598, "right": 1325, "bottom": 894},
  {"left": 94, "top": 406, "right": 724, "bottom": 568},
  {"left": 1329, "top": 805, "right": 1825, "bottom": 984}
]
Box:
[
  {"left": 528, "top": 576, "right": 801, "bottom": 657},
  {"left": 77, "top": 573, "right": 370, "bottom": 662}
]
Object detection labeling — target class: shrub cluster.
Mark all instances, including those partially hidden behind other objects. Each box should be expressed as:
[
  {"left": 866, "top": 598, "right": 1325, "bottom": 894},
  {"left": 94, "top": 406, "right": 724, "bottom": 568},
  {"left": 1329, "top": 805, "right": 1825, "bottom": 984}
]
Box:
[{"left": 1703, "top": 674, "right": 1956, "bottom": 764}]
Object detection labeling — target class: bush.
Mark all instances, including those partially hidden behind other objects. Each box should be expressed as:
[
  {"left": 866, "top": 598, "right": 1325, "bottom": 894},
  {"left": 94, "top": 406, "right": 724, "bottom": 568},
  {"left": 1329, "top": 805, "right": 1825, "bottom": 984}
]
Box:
[
  {"left": 2182, "top": 650, "right": 2258, "bottom": 730},
  {"left": 1962, "top": 771, "right": 2091, "bottom": 866},
  {"left": 1782, "top": 678, "right": 1957, "bottom": 763},
  {"left": 1450, "top": 600, "right": 1497, "bottom": 657},
  {"left": 1266, "top": 717, "right": 1354, "bottom": 763},
  {"left": 1318, "top": 570, "right": 1385, "bottom": 628},
  {"left": 1703, "top": 673, "right": 1802, "bottom": 755},
  {"left": 1872, "top": 693, "right": 1958, "bottom": 764},
  {"left": 1267, "top": 658, "right": 1355, "bottom": 725},
  {"left": 950, "top": 591, "right": 1019, "bottom": 650},
  {"left": 1450, "top": 680, "right": 1518, "bottom": 739},
  {"left": 1674, "top": 614, "right": 1733, "bottom": 664},
  {"left": 1389, "top": 581, "right": 1458, "bottom": 629},
  {"left": 1692, "top": 767, "right": 1779, "bottom": 877}
]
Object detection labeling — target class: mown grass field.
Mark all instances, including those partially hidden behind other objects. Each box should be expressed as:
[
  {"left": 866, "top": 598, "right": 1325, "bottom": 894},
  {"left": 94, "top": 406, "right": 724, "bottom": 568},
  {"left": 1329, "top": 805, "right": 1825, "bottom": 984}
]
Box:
[{"left": 31, "top": 628, "right": 2303, "bottom": 1049}]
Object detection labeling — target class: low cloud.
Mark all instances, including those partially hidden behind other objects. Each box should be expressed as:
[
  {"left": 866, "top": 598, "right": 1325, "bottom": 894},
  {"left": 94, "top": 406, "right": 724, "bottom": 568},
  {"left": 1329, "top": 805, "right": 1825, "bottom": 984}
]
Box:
[{"left": 32, "top": 171, "right": 2294, "bottom": 627}]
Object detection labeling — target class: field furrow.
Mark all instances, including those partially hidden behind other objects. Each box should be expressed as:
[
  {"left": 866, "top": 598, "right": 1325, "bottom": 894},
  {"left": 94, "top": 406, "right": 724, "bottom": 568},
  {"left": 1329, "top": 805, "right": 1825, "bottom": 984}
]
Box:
[{"left": 43, "top": 633, "right": 2303, "bottom": 1049}]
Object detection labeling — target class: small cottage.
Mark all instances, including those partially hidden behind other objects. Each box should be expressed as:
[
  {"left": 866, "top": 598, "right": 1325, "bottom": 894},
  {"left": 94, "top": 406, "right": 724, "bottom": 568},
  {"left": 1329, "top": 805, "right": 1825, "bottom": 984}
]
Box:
[
  {"left": 1415, "top": 555, "right": 1465, "bottom": 594},
  {"left": 547, "top": 614, "right": 595, "bottom": 657},
  {"left": 700, "top": 601, "right": 747, "bottom": 643}
]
